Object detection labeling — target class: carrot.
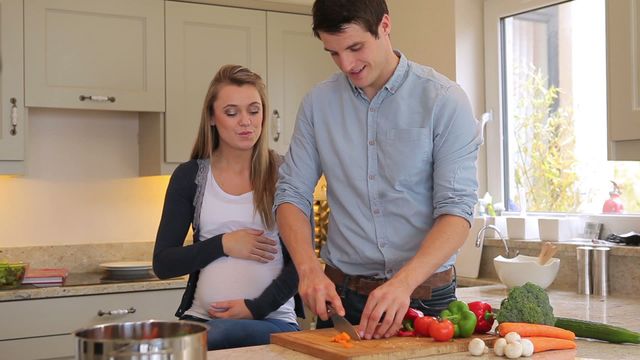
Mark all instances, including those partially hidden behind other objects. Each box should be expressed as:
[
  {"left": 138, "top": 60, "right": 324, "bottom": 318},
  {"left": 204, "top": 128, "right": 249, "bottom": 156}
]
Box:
[
  {"left": 331, "top": 331, "right": 351, "bottom": 342},
  {"left": 525, "top": 336, "right": 577, "bottom": 353},
  {"left": 498, "top": 322, "right": 576, "bottom": 340},
  {"left": 331, "top": 331, "right": 353, "bottom": 348}
]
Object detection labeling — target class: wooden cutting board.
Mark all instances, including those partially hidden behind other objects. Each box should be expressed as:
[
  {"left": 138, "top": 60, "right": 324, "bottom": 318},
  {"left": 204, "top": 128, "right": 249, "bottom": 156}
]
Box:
[{"left": 271, "top": 328, "right": 498, "bottom": 360}]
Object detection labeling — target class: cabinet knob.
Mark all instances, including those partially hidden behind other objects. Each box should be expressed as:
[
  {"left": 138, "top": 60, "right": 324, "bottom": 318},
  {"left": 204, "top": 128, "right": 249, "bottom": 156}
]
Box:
[
  {"left": 271, "top": 109, "right": 281, "bottom": 142},
  {"left": 97, "top": 307, "right": 136, "bottom": 317},
  {"left": 9, "top": 98, "right": 18, "bottom": 136},
  {"left": 79, "top": 95, "right": 116, "bottom": 103}
]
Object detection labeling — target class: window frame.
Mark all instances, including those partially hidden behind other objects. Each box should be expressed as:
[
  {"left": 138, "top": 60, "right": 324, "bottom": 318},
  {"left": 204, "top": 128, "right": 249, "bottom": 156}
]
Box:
[{"left": 483, "top": 0, "right": 639, "bottom": 231}]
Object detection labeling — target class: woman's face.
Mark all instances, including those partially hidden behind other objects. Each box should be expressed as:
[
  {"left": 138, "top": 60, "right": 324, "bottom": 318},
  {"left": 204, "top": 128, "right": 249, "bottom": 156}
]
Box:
[{"left": 211, "top": 84, "right": 263, "bottom": 152}]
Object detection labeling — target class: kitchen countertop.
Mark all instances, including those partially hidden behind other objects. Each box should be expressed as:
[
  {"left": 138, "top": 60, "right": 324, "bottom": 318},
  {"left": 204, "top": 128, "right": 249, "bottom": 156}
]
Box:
[
  {"left": 208, "top": 285, "right": 640, "bottom": 359},
  {"left": 0, "top": 272, "right": 187, "bottom": 301}
]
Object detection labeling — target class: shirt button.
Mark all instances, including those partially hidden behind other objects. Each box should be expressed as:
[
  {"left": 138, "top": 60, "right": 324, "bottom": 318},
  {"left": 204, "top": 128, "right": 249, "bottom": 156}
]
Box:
[
  {"left": 368, "top": 174, "right": 375, "bottom": 180},
  {"left": 373, "top": 209, "right": 380, "bottom": 215},
  {"left": 369, "top": 108, "right": 377, "bottom": 112},
  {"left": 379, "top": 241, "right": 386, "bottom": 248},
  {"left": 368, "top": 140, "right": 375, "bottom": 146}
]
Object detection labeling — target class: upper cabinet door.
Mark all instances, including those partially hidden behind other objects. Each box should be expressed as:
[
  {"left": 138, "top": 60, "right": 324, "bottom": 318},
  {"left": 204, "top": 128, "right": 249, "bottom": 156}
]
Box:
[
  {"left": 165, "top": 1, "right": 267, "bottom": 163},
  {"left": 0, "top": 0, "right": 24, "bottom": 168},
  {"left": 266, "top": 12, "right": 336, "bottom": 156},
  {"left": 24, "top": 0, "right": 164, "bottom": 112},
  {"left": 607, "top": 0, "right": 640, "bottom": 160}
]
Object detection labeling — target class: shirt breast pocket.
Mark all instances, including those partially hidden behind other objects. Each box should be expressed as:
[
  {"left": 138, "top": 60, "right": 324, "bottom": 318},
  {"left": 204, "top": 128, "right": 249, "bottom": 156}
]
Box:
[{"left": 379, "top": 128, "right": 432, "bottom": 185}]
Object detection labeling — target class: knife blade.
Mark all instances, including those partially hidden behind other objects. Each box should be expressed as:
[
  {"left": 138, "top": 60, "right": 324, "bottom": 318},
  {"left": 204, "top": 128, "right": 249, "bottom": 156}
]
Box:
[{"left": 327, "top": 304, "right": 361, "bottom": 340}]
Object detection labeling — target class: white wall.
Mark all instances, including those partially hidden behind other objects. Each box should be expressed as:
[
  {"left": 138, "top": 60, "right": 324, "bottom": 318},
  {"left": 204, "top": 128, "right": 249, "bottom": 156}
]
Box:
[
  {"left": 0, "top": 109, "right": 169, "bottom": 247},
  {"left": 387, "top": 0, "right": 456, "bottom": 80},
  {"left": 455, "top": 0, "right": 487, "bottom": 196}
]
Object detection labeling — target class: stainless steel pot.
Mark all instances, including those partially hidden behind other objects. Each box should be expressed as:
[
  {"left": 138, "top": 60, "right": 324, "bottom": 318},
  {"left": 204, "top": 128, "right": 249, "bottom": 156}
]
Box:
[{"left": 74, "top": 320, "right": 208, "bottom": 360}]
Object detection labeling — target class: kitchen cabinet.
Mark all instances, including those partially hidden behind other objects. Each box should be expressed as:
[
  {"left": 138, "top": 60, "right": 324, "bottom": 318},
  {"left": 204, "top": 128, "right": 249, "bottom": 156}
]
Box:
[
  {"left": 0, "top": 0, "right": 25, "bottom": 174},
  {"left": 164, "top": 1, "right": 267, "bottom": 163},
  {"left": 0, "top": 288, "right": 183, "bottom": 359},
  {"left": 24, "top": 0, "right": 165, "bottom": 112},
  {"left": 266, "top": 12, "right": 337, "bottom": 155},
  {"left": 140, "top": 2, "right": 335, "bottom": 174},
  {"left": 606, "top": 0, "right": 640, "bottom": 160}
]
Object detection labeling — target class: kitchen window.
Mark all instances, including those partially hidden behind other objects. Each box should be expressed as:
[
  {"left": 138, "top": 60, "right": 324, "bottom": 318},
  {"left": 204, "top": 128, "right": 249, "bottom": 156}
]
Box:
[{"left": 484, "top": 0, "right": 640, "bottom": 216}]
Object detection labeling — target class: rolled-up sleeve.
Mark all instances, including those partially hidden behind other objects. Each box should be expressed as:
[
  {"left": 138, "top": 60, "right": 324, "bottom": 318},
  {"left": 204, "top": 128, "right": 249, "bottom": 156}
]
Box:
[
  {"left": 432, "top": 85, "right": 482, "bottom": 225},
  {"left": 274, "top": 93, "right": 323, "bottom": 219}
]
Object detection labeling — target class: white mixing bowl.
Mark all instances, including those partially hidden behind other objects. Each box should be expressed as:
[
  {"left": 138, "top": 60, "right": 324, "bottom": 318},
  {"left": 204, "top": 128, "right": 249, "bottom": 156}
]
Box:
[{"left": 493, "top": 254, "right": 560, "bottom": 289}]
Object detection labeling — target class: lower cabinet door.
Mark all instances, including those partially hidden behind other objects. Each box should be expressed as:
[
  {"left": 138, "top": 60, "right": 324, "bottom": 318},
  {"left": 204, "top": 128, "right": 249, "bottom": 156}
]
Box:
[
  {"left": 0, "top": 288, "right": 184, "bottom": 359},
  {"left": 0, "top": 334, "right": 74, "bottom": 360}
]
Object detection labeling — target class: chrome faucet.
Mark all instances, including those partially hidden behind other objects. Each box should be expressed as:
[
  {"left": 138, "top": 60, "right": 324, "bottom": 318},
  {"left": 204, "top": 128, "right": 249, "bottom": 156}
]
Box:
[{"left": 475, "top": 224, "right": 519, "bottom": 258}]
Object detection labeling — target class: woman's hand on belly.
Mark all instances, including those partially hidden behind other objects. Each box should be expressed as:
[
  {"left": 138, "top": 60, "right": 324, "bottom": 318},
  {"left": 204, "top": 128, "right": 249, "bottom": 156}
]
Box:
[
  {"left": 208, "top": 299, "right": 253, "bottom": 319},
  {"left": 222, "top": 229, "right": 278, "bottom": 263}
]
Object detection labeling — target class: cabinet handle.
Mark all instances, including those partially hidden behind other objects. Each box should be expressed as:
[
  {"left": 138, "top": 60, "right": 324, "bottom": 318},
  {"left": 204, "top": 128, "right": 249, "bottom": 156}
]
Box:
[
  {"left": 9, "top": 98, "right": 17, "bottom": 136},
  {"left": 97, "top": 307, "right": 136, "bottom": 317},
  {"left": 79, "top": 95, "right": 116, "bottom": 103},
  {"left": 271, "top": 109, "right": 281, "bottom": 142}
]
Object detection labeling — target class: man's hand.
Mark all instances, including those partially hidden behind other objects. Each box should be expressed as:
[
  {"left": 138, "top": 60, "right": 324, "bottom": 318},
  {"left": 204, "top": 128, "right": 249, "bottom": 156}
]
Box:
[
  {"left": 357, "top": 279, "right": 413, "bottom": 340},
  {"left": 208, "top": 299, "right": 252, "bottom": 319},
  {"left": 221, "top": 229, "right": 278, "bottom": 263},
  {"left": 298, "top": 266, "right": 345, "bottom": 321}
]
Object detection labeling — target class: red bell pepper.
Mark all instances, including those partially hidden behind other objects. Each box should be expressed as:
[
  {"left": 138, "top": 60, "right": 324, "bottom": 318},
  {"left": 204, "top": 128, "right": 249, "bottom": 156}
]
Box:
[
  {"left": 467, "top": 301, "right": 495, "bottom": 334},
  {"left": 398, "top": 307, "right": 423, "bottom": 337},
  {"left": 397, "top": 329, "right": 416, "bottom": 337},
  {"left": 404, "top": 307, "right": 424, "bottom": 321}
]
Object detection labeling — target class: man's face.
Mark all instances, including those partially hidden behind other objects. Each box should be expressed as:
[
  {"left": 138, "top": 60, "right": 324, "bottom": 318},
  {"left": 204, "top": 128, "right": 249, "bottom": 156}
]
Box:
[{"left": 319, "top": 16, "right": 392, "bottom": 97}]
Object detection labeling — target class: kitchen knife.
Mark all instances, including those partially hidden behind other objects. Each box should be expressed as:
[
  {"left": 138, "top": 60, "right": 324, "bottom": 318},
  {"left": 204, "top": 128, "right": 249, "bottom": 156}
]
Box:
[{"left": 327, "top": 304, "right": 361, "bottom": 340}]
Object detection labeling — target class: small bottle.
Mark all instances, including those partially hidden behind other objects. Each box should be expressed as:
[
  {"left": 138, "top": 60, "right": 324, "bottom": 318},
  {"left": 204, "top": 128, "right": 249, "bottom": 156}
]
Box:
[
  {"left": 602, "top": 180, "right": 624, "bottom": 214},
  {"left": 576, "top": 246, "right": 592, "bottom": 295},
  {"left": 592, "top": 247, "right": 610, "bottom": 296}
]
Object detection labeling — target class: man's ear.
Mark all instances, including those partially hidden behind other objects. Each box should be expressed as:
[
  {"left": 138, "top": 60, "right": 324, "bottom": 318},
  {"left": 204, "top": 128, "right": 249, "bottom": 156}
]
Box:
[{"left": 380, "top": 14, "right": 391, "bottom": 36}]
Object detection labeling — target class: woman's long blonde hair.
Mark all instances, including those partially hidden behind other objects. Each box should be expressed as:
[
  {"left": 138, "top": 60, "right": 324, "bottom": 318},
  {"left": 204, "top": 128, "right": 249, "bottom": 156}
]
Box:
[{"left": 190, "top": 64, "right": 279, "bottom": 229}]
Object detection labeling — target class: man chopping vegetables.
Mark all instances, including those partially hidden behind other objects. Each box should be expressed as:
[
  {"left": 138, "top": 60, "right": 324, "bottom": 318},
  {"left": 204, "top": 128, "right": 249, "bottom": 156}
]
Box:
[{"left": 274, "top": 0, "right": 481, "bottom": 340}]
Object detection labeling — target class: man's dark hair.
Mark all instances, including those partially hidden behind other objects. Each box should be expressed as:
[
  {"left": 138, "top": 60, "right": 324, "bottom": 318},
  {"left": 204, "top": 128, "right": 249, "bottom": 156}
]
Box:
[{"left": 312, "top": 0, "right": 389, "bottom": 39}]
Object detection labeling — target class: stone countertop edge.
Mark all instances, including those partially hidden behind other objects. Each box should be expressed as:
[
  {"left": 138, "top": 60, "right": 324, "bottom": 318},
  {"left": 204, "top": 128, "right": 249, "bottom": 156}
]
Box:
[
  {"left": 0, "top": 277, "right": 187, "bottom": 302},
  {"left": 208, "top": 285, "right": 640, "bottom": 360}
]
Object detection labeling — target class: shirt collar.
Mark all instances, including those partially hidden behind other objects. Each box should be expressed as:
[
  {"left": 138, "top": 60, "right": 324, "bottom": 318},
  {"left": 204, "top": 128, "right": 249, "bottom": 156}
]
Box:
[{"left": 347, "top": 50, "right": 409, "bottom": 97}]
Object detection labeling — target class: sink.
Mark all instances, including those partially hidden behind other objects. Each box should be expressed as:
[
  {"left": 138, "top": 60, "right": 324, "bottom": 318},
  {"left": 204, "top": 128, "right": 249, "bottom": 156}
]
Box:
[{"left": 493, "top": 255, "right": 560, "bottom": 289}]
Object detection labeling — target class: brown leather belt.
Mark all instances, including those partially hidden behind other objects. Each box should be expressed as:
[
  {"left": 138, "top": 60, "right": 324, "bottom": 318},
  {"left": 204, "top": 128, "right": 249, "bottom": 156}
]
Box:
[{"left": 324, "top": 265, "right": 454, "bottom": 300}]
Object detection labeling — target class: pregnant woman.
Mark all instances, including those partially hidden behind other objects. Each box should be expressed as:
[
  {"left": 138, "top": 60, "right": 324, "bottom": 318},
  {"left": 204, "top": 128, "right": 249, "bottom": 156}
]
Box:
[{"left": 153, "top": 64, "right": 302, "bottom": 350}]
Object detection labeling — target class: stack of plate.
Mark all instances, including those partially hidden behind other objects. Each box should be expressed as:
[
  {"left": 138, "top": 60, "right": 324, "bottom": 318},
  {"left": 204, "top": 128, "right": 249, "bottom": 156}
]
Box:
[{"left": 99, "top": 261, "right": 154, "bottom": 281}]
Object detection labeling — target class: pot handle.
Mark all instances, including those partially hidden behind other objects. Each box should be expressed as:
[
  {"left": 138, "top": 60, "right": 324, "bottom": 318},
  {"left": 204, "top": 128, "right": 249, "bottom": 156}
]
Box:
[{"left": 98, "top": 307, "right": 136, "bottom": 317}]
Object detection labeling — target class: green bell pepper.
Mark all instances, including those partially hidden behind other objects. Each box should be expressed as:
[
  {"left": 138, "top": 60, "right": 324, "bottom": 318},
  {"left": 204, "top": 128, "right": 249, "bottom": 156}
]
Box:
[{"left": 439, "top": 300, "right": 477, "bottom": 338}]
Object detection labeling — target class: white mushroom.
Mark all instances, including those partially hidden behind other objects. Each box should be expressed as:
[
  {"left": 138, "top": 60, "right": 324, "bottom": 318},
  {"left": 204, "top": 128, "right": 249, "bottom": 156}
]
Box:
[
  {"left": 504, "top": 341, "right": 524, "bottom": 359},
  {"left": 504, "top": 331, "right": 522, "bottom": 344},
  {"left": 468, "top": 338, "right": 486, "bottom": 356},
  {"left": 493, "top": 337, "right": 508, "bottom": 356},
  {"left": 520, "top": 338, "right": 534, "bottom": 357}
]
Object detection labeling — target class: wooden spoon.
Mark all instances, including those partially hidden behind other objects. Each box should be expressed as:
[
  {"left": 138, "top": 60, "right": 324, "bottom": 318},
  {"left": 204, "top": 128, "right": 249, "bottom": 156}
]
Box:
[{"left": 538, "top": 242, "right": 558, "bottom": 265}]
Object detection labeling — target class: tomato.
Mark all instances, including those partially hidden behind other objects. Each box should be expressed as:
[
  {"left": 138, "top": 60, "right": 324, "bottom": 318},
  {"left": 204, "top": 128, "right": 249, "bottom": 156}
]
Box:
[
  {"left": 414, "top": 316, "right": 436, "bottom": 337},
  {"left": 429, "top": 319, "right": 455, "bottom": 342}
]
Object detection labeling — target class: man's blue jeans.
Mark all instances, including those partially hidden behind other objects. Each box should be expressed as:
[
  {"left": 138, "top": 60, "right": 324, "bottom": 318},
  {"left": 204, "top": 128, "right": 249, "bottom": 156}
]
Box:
[{"left": 181, "top": 316, "right": 300, "bottom": 350}]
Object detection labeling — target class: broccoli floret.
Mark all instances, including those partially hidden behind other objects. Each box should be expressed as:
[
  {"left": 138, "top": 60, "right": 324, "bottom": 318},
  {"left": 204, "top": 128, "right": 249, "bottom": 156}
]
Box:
[{"left": 496, "top": 282, "right": 555, "bottom": 325}]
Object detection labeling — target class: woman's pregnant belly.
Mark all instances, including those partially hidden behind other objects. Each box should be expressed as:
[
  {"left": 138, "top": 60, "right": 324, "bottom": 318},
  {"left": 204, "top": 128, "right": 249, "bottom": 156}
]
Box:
[{"left": 191, "top": 255, "right": 283, "bottom": 314}]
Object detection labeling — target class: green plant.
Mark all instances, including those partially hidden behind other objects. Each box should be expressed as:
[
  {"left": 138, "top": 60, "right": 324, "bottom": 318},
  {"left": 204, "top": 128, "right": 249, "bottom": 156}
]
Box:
[{"left": 512, "top": 65, "right": 580, "bottom": 212}]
